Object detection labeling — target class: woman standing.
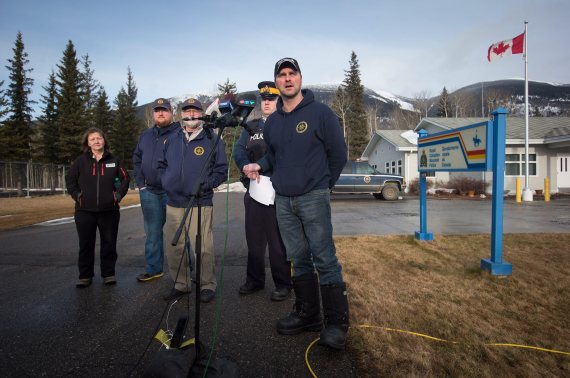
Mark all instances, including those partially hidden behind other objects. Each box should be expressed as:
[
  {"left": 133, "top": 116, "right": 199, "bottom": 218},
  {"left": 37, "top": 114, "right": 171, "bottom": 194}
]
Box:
[{"left": 66, "top": 127, "right": 130, "bottom": 287}]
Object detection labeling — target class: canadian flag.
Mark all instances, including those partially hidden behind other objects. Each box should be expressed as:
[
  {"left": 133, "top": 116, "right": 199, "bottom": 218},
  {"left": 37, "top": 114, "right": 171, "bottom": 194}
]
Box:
[{"left": 487, "top": 32, "right": 525, "bottom": 62}]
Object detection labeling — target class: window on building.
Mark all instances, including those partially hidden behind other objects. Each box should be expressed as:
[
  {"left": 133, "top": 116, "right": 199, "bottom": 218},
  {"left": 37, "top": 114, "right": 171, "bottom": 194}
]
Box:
[
  {"left": 505, "top": 154, "right": 537, "bottom": 176},
  {"left": 397, "top": 160, "right": 402, "bottom": 175},
  {"left": 391, "top": 161, "right": 396, "bottom": 174},
  {"left": 385, "top": 162, "right": 390, "bottom": 173}
]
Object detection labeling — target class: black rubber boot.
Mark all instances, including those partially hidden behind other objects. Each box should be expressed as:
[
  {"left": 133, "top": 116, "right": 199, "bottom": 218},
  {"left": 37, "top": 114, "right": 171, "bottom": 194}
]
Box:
[
  {"left": 276, "top": 272, "right": 322, "bottom": 335},
  {"left": 318, "top": 282, "right": 349, "bottom": 350}
]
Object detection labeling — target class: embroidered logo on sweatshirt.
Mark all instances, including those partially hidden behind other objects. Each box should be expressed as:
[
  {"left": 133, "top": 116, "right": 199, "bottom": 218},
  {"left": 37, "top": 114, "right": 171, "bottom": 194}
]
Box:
[
  {"left": 194, "top": 146, "right": 205, "bottom": 156},
  {"left": 296, "top": 121, "right": 308, "bottom": 134}
]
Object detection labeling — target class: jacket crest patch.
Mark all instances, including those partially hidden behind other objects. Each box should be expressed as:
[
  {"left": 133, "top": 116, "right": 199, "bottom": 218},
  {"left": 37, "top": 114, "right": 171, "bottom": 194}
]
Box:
[
  {"left": 296, "top": 121, "right": 308, "bottom": 134},
  {"left": 194, "top": 146, "right": 205, "bottom": 156}
]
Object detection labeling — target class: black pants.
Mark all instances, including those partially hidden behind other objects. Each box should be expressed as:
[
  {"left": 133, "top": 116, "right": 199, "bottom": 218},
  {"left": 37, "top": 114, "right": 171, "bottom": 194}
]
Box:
[
  {"left": 244, "top": 192, "right": 291, "bottom": 289},
  {"left": 75, "top": 210, "right": 120, "bottom": 279}
]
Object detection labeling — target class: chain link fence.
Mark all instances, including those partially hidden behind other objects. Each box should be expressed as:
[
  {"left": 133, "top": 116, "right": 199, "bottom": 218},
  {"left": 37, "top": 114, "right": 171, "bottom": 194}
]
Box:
[
  {"left": 0, "top": 161, "right": 137, "bottom": 197},
  {"left": 0, "top": 161, "right": 70, "bottom": 197}
]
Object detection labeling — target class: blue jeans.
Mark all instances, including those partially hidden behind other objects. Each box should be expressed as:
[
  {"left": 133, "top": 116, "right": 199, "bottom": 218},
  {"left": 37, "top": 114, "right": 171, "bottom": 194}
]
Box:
[
  {"left": 275, "top": 188, "right": 343, "bottom": 285},
  {"left": 140, "top": 189, "right": 168, "bottom": 274}
]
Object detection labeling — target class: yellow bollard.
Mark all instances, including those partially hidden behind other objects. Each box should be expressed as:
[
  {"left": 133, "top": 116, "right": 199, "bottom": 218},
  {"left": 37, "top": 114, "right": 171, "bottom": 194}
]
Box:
[
  {"left": 544, "top": 178, "right": 550, "bottom": 202},
  {"left": 516, "top": 177, "right": 522, "bottom": 203}
]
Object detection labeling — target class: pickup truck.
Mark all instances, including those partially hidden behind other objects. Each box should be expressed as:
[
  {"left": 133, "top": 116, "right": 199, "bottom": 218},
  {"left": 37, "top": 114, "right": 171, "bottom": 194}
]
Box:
[{"left": 332, "top": 160, "right": 404, "bottom": 200}]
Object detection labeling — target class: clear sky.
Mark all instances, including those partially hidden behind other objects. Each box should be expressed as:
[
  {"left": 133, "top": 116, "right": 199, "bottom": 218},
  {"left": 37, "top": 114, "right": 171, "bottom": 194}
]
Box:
[{"left": 1, "top": 0, "right": 568, "bottom": 109}]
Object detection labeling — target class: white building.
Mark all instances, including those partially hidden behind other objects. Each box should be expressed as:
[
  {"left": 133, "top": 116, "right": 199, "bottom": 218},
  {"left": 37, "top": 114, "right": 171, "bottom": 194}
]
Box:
[{"left": 362, "top": 117, "right": 570, "bottom": 194}]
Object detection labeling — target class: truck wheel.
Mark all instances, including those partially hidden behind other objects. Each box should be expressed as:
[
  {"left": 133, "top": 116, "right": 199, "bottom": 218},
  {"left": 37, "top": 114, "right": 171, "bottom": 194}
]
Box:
[{"left": 381, "top": 184, "right": 399, "bottom": 201}]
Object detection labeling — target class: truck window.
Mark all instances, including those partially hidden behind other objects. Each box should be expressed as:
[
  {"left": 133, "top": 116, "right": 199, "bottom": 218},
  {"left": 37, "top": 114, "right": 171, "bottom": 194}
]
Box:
[{"left": 355, "top": 162, "right": 375, "bottom": 175}]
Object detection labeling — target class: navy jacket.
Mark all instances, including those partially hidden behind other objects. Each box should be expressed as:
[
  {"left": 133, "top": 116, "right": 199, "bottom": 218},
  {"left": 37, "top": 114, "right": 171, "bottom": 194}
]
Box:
[
  {"left": 132, "top": 122, "right": 180, "bottom": 194},
  {"left": 258, "top": 89, "right": 347, "bottom": 196},
  {"left": 158, "top": 127, "right": 228, "bottom": 208},
  {"left": 66, "top": 151, "right": 130, "bottom": 212}
]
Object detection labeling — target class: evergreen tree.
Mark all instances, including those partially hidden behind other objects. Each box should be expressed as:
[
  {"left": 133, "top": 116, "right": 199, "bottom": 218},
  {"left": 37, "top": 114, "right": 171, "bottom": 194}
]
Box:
[
  {"left": 437, "top": 87, "right": 452, "bottom": 118},
  {"left": 56, "top": 40, "right": 85, "bottom": 163},
  {"left": 0, "top": 80, "right": 8, "bottom": 123},
  {"left": 110, "top": 67, "right": 142, "bottom": 169},
  {"left": 93, "top": 88, "right": 113, "bottom": 137},
  {"left": 80, "top": 54, "right": 99, "bottom": 128},
  {"left": 1, "top": 32, "right": 35, "bottom": 161},
  {"left": 341, "top": 51, "right": 367, "bottom": 159},
  {"left": 37, "top": 71, "right": 60, "bottom": 162},
  {"left": 217, "top": 78, "right": 237, "bottom": 98}
]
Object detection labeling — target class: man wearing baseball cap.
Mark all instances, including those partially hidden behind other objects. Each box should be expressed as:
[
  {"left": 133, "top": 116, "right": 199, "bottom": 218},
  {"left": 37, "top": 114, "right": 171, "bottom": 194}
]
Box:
[
  {"left": 233, "top": 81, "right": 292, "bottom": 302},
  {"left": 133, "top": 98, "right": 180, "bottom": 283},
  {"left": 243, "top": 58, "right": 349, "bottom": 350},
  {"left": 159, "top": 98, "right": 227, "bottom": 303}
]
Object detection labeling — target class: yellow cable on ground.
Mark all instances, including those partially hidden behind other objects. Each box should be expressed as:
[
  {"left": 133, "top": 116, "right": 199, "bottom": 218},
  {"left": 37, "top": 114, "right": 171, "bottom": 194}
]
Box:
[
  {"left": 305, "top": 338, "right": 320, "bottom": 378},
  {"left": 304, "top": 324, "right": 570, "bottom": 377}
]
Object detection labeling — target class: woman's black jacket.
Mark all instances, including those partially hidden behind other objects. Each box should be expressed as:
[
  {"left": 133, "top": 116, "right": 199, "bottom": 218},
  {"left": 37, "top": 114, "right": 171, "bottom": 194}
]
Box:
[{"left": 66, "top": 151, "right": 130, "bottom": 211}]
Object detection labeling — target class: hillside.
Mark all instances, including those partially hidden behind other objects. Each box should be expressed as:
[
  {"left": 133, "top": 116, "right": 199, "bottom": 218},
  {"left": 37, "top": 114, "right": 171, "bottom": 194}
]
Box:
[{"left": 136, "top": 79, "right": 570, "bottom": 131}]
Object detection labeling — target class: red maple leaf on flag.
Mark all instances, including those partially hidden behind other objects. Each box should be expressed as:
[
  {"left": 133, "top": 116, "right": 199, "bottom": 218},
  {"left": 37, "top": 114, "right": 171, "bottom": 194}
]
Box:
[{"left": 492, "top": 41, "right": 511, "bottom": 56}]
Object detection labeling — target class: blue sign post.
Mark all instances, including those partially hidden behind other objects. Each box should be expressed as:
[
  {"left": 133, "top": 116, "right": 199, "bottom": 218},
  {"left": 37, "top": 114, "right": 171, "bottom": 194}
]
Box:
[
  {"left": 416, "top": 108, "right": 512, "bottom": 276},
  {"left": 415, "top": 130, "right": 433, "bottom": 241},
  {"left": 480, "top": 109, "right": 512, "bottom": 275}
]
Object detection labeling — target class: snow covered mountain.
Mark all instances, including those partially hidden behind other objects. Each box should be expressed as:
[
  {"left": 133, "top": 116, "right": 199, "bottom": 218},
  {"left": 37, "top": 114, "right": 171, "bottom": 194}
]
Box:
[{"left": 136, "top": 79, "right": 570, "bottom": 129}]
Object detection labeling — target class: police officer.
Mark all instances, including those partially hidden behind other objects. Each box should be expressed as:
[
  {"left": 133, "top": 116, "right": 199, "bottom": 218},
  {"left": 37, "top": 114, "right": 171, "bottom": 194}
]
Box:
[{"left": 233, "top": 81, "right": 292, "bottom": 301}]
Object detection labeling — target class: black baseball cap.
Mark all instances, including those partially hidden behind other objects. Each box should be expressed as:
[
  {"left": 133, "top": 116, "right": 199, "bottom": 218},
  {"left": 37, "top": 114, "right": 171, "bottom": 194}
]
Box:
[
  {"left": 152, "top": 98, "right": 172, "bottom": 111},
  {"left": 180, "top": 98, "right": 203, "bottom": 111},
  {"left": 274, "top": 57, "right": 301, "bottom": 78}
]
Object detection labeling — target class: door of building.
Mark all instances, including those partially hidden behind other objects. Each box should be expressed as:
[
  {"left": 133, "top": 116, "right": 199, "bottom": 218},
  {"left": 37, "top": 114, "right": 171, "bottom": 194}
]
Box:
[{"left": 557, "top": 155, "right": 570, "bottom": 190}]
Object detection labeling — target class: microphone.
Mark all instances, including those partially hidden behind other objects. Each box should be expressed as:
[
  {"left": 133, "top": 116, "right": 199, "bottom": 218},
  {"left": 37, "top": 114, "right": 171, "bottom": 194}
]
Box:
[
  {"left": 182, "top": 116, "right": 206, "bottom": 121},
  {"left": 234, "top": 93, "right": 256, "bottom": 125},
  {"left": 182, "top": 111, "right": 219, "bottom": 122}
]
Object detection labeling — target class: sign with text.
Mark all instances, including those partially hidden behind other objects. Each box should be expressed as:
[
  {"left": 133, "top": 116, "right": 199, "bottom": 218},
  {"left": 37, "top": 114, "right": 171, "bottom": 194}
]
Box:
[{"left": 418, "top": 121, "right": 491, "bottom": 172}]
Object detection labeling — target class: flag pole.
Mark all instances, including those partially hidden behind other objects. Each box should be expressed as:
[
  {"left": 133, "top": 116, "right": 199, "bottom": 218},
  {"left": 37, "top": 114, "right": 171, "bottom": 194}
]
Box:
[{"left": 522, "top": 21, "right": 533, "bottom": 202}]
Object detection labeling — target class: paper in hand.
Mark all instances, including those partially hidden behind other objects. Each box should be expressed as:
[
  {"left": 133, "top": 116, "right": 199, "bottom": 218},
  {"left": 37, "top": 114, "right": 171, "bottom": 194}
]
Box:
[{"left": 249, "top": 175, "right": 275, "bottom": 205}]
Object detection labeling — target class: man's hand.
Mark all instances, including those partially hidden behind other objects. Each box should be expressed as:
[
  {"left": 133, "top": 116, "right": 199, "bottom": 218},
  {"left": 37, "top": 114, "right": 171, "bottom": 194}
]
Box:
[{"left": 243, "top": 163, "right": 261, "bottom": 183}]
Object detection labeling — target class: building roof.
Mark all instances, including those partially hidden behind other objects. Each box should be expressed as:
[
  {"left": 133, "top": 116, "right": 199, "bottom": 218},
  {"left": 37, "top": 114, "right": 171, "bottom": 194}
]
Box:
[
  {"left": 375, "top": 130, "right": 417, "bottom": 148},
  {"left": 415, "top": 117, "right": 570, "bottom": 141}
]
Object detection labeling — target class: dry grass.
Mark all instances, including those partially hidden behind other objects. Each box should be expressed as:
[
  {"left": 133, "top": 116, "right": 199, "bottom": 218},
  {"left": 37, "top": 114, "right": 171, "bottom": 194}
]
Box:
[
  {"left": 337, "top": 234, "right": 570, "bottom": 377},
  {"left": 0, "top": 190, "right": 141, "bottom": 230}
]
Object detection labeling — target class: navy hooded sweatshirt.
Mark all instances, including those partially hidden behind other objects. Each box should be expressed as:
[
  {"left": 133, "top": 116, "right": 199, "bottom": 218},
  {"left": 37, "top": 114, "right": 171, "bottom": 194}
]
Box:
[
  {"left": 132, "top": 121, "right": 180, "bottom": 194},
  {"left": 258, "top": 89, "right": 347, "bottom": 197}
]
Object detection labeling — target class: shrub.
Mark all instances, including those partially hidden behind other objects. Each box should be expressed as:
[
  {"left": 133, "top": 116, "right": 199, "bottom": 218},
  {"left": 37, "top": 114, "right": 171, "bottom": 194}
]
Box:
[
  {"left": 407, "top": 177, "right": 434, "bottom": 195},
  {"left": 444, "top": 176, "right": 489, "bottom": 195}
]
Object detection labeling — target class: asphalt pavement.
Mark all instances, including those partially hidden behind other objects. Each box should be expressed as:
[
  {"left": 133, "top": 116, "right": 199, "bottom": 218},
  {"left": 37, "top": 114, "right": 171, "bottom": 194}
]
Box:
[{"left": 1, "top": 192, "right": 569, "bottom": 377}]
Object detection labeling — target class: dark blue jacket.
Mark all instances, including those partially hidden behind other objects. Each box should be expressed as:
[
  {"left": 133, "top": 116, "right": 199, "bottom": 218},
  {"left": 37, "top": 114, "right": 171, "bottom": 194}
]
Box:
[
  {"left": 232, "top": 118, "right": 274, "bottom": 176},
  {"left": 158, "top": 127, "right": 228, "bottom": 208},
  {"left": 132, "top": 122, "right": 180, "bottom": 194},
  {"left": 258, "top": 89, "right": 347, "bottom": 196}
]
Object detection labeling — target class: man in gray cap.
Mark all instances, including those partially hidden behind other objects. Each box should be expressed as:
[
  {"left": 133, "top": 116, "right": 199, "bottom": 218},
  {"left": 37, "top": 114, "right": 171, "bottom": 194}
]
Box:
[
  {"left": 243, "top": 58, "right": 350, "bottom": 350},
  {"left": 159, "top": 98, "right": 228, "bottom": 303},
  {"left": 133, "top": 98, "right": 179, "bottom": 283}
]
